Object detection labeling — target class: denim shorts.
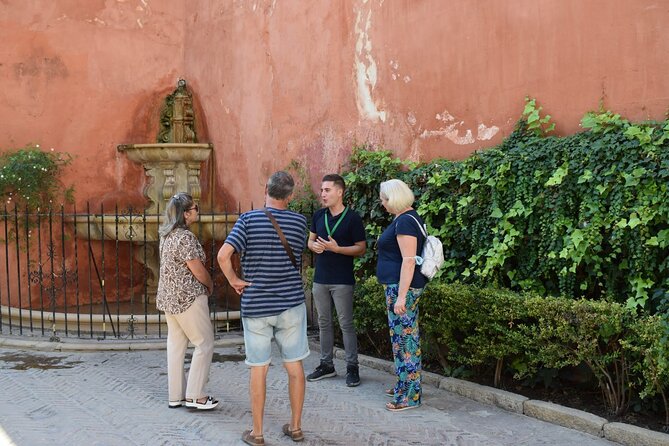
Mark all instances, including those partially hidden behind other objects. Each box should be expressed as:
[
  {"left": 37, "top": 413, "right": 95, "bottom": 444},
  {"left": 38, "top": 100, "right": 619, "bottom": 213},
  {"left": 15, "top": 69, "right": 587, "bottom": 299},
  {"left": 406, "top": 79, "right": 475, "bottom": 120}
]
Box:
[{"left": 242, "top": 303, "right": 310, "bottom": 366}]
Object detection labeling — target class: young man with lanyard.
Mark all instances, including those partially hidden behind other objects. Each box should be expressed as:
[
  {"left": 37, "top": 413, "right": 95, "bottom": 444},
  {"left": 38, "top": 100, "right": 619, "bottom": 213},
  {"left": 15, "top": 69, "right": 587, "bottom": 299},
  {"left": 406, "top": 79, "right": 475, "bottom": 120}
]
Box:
[{"left": 307, "top": 174, "right": 366, "bottom": 387}]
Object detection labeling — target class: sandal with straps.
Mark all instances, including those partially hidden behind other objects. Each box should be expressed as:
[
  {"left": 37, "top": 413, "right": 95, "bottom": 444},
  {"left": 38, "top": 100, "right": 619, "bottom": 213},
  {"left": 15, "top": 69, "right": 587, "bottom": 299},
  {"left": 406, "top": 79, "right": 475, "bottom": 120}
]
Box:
[
  {"left": 242, "top": 429, "right": 265, "bottom": 446},
  {"left": 386, "top": 401, "right": 421, "bottom": 412},
  {"left": 282, "top": 423, "right": 304, "bottom": 442},
  {"left": 185, "top": 395, "right": 219, "bottom": 410},
  {"left": 168, "top": 399, "right": 187, "bottom": 408}
]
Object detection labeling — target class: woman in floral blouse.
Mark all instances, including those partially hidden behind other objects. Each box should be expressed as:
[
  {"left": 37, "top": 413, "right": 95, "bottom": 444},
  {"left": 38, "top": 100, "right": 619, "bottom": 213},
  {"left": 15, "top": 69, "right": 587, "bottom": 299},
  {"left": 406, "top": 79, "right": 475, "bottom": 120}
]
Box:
[{"left": 157, "top": 192, "right": 218, "bottom": 410}]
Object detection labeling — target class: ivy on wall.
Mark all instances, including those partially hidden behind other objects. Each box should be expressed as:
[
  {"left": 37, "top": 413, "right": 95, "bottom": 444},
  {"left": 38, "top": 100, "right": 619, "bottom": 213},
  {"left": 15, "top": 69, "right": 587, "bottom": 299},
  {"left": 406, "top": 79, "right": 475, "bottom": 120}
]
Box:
[{"left": 343, "top": 102, "right": 669, "bottom": 313}]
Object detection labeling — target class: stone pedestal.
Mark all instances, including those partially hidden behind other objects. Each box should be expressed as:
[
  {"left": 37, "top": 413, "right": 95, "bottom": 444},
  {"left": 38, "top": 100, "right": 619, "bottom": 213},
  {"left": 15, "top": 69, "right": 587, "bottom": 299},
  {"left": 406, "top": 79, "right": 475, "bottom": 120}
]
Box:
[{"left": 117, "top": 143, "right": 212, "bottom": 214}]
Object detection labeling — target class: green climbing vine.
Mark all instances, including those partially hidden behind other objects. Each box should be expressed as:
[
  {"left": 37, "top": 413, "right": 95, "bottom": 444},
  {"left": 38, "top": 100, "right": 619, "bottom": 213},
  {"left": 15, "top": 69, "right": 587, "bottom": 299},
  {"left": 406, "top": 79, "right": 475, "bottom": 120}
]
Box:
[{"left": 343, "top": 103, "right": 669, "bottom": 314}]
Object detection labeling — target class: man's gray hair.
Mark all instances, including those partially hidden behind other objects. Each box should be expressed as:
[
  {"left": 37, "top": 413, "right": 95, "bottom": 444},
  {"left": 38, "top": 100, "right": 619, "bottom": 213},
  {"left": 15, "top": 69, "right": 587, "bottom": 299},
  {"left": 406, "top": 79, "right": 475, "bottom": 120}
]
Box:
[{"left": 267, "top": 171, "right": 295, "bottom": 200}]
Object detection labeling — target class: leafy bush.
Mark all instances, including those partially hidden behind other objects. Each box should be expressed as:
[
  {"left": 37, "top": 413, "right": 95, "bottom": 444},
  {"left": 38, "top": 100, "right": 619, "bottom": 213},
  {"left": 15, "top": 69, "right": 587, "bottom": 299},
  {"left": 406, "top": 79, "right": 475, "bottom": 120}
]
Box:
[
  {"left": 354, "top": 277, "right": 668, "bottom": 421},
  {"left": 352, "top": 276, "right": 390, "bottom": 358},
  {"left": 0, "top": 145, "right": 73, "bottom": 208},
  {"left": 342, "top": 107, "right": 669, "bottom": 313},
  {"left": 622, "top": 315, "right": 669, "bottom": 425},
  {"left": 520, "top": 297, "right": 636, "bottom": 416}
]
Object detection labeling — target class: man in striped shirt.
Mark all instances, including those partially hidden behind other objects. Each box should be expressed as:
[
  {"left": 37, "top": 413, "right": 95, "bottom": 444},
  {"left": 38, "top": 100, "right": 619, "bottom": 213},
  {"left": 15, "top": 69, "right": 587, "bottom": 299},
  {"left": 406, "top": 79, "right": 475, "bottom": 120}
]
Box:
[{"left": 218, "top": 171, "right": 309, "bottom": 445}]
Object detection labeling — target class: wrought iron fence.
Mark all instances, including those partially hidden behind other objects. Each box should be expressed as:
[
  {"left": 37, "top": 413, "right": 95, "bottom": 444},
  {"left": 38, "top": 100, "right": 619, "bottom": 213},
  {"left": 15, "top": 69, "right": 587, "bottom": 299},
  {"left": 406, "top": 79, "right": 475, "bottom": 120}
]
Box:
[{"left": 0, "top": 203, "right": 316, "bottom": 341}]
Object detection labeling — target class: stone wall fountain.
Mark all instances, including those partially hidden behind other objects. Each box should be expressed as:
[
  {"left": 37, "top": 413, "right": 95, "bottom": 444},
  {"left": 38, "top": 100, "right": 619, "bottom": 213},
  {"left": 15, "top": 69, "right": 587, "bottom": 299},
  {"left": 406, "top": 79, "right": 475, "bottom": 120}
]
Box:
[{"left": 75, "top": 79, "right": 237, "bottom": 301}]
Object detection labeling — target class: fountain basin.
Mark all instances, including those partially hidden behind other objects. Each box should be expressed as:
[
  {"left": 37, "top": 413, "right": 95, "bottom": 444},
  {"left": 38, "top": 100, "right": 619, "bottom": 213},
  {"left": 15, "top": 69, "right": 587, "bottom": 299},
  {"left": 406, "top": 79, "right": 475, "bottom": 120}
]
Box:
[
  {"left": 117, "top": 143, "right": 213, "bottom": 163},
  {"left": 117, "top": 143, "right": 214, "bottom": 214}
]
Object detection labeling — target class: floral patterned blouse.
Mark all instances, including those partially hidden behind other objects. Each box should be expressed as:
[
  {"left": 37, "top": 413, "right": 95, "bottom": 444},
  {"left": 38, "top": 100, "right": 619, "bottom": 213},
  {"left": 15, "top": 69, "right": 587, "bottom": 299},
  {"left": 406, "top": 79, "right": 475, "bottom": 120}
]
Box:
[{"left": 156, "top": 228, "right": 208, "bottom": 315}]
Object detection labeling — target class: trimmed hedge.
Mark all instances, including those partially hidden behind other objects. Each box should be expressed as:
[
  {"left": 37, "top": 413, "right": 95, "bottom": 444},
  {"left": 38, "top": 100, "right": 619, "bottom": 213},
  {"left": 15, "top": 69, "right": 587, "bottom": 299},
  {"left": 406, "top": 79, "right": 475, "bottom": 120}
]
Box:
[{"left": 352, "top": 278, "right": 668, "bottom": 421}]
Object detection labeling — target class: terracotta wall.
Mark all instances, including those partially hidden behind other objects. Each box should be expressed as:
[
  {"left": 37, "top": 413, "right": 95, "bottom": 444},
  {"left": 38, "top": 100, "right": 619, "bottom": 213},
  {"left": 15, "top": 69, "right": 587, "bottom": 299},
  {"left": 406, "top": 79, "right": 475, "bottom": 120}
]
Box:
[{"left": 1, "top": 0, "right": 668, "bottom": 207}]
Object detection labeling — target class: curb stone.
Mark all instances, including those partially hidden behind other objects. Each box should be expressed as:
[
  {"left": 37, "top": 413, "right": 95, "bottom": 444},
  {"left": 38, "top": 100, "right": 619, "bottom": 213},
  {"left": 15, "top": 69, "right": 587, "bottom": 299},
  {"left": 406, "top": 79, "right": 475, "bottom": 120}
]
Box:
[
  {"left": 331, "top": 345, "right": 669, "bottom": 446},
  {"left": 524, "top": 400, "right": 607, "bottom": 437},
  {"left": 603, "top": 422, "right": 669, "bottom": 446},
  {"left": 440, "top": 376, "right": 527, "bottom": 414}
]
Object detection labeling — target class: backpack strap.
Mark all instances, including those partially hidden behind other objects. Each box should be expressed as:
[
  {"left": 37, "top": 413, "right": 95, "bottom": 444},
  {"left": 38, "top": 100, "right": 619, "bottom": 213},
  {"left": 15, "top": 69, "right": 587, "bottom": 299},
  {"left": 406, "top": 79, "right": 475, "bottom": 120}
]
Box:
[
  {"left": 406, "top": 214, "right": 428, "bottom": 238},
  {"left": 262, "top": 208, "right": 298, "bottom": 270}
]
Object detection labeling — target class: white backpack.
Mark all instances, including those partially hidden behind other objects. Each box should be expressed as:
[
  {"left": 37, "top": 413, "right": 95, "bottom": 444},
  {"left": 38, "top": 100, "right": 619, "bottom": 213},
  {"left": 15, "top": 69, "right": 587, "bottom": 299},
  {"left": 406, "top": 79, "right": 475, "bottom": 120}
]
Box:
[{"left": 407, "top": 214, "right": 445, "bottom": 280}]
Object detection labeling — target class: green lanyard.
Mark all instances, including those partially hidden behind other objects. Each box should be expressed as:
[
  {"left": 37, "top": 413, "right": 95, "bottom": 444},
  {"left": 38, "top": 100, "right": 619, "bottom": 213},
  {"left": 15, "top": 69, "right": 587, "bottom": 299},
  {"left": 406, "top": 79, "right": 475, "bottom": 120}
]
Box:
[{"left": 325, "top": 207, "right": 348, "bottom": 238}]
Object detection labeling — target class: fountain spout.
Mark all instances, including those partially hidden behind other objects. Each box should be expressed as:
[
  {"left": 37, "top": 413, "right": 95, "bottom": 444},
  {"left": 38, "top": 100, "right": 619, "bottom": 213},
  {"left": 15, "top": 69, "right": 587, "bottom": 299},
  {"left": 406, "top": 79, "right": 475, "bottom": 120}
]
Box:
[{"left": 118, "top": 79, "right": 212, "bottom": 213}]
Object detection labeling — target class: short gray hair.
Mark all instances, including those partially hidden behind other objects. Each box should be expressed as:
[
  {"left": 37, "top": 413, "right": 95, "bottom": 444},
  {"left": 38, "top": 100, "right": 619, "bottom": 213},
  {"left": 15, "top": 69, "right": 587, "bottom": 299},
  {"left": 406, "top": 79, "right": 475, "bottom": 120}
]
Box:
[
  {"left": 267, "top": 171, "right": 295, "bottom": 200},
  {"left": 159, "top": 192, "right": 194, "bottom": 237},
  {"left": 380, "top": 179, "right": 414, "bottom": 213}
]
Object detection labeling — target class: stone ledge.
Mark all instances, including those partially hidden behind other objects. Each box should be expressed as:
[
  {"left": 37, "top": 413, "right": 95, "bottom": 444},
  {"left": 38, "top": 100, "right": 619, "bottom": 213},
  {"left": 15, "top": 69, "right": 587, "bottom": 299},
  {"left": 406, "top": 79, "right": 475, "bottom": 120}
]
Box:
[
  {"left": 603, "top": 422, "right": 669, "bottom": 446},
  {"left": 439, "top": 376, "right": 527, "bottom": 414},
  {"left": 0, "top": 334, "right": 244, "bottom": 351},
  {"left": 524, "top": 400, "right": 606, "bottom": 437},
  {"left": 421, "top": 370, "right": 443, "bottom": 388},
  {"left": 331, "top": 345, "right": 394, "bottom": 374}
]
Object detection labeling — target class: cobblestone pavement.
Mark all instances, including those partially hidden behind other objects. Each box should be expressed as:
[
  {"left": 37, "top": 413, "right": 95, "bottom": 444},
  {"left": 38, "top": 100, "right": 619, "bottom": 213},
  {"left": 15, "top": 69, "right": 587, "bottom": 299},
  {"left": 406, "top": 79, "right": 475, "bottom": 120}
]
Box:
[{"left": 0, "top": 340, "right": 617, "bottom": 446}]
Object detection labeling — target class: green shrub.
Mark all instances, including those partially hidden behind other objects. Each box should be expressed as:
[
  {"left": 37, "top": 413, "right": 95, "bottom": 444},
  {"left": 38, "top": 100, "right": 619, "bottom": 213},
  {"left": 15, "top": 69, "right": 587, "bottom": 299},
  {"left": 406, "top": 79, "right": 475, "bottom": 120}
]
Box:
[
  {"left": 352, "top": 276, "right": 390, "bottom": 358},
  {"left": 520, "top": 297, "right": 636, "bottom": 416},
  {"left": 352, "top": 278, "right": 666, "bottom": 418},
  {"left": 420, "top": 282, "right": 656, "bottom": 415},
  {"left": 0, "top": 145, "right": 73, "bottom": 208},
  {"left": 342, "top": 107, "right": 669, "bottom": 313},
  {"left": 421, "top": 282, "right": 529, "bottom": 385},
  {"left": 622, "top": 315, "right": 669, "bottom": 424}
]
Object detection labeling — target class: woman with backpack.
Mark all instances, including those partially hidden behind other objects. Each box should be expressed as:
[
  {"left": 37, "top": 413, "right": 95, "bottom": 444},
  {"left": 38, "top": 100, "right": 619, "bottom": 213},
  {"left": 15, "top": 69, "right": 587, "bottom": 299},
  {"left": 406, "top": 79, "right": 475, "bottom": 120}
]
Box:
[{"left": 376, "top": 179, "right": 428, "bottom": 412}]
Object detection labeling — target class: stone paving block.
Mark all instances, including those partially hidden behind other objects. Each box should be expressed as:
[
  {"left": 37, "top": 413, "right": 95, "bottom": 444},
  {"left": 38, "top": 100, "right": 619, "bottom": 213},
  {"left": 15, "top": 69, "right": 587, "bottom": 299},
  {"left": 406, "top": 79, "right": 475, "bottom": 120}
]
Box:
[
  {"left": 524, "top": 400, "right": 606, "bottom": 437},
  {"left": 603, "top": 422, "right": 669, "bottom": 446},
  {"left": 439, "top": 376, "right": 528, "bottom": 414}
]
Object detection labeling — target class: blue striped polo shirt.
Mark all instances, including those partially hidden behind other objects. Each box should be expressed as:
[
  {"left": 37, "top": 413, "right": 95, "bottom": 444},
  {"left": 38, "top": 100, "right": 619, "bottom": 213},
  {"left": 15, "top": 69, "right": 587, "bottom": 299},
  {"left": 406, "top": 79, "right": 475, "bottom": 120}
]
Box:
[{"left": 224, "top": 207, "right": 307, "bottom": 318}]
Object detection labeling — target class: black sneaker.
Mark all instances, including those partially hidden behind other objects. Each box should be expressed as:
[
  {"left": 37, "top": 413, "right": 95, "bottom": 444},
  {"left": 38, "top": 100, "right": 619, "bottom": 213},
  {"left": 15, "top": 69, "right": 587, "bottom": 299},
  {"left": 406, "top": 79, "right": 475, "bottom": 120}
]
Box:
[
  {"left": 346, "top": 365, "right": 360, "bottom": 387},
  {"left": 307, "top": 363, "right": 336, "bottom": 382}
]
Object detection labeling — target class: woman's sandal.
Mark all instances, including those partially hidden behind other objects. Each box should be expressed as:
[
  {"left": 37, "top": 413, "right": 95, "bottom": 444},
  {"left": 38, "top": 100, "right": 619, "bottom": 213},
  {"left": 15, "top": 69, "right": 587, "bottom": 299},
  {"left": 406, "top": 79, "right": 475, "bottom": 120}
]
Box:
[
  {"left": 385, "top": 401, "right": 421, "bottom": 412},
  {"left": 282, "top": 423, "right": 305, "bottom": 442},
  {"left": 384, "top": 388, "right": 394, "bottom": 398},
  {"left": 168, "top": 399, "right": 187, "bottom": 408},
  {"left": 242, "top": 430, "right": 265, "bottom": 446},
  {"left": 185, "top": 395, "right": 219, "bottom": 410}
]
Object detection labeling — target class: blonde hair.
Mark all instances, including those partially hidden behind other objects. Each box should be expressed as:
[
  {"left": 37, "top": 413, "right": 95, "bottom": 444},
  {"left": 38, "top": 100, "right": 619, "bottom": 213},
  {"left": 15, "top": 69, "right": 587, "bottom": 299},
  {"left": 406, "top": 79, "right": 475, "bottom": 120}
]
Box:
[{"left": 379, "top": 179, "right": 414, "bottom": 213}]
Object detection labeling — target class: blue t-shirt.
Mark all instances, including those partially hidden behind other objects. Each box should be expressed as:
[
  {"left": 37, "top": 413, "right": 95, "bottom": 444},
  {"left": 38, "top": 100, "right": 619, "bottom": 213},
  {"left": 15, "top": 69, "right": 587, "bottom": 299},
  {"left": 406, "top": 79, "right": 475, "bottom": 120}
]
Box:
[
  {"left": 376, "top": 209, "right": 427, "bottom": 289},
  {"left": 310, "top": 207, "right": 366, "bottom": 285},
  {"left": 225, "top": 207, "right": 307, "bottom": 318}
]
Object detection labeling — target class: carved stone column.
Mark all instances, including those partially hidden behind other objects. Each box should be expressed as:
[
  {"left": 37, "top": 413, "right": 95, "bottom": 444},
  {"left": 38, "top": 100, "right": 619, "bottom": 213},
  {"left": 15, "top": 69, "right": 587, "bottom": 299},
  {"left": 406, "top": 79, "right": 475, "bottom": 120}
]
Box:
[{"left": 187, "top": 164, "right": 202, "bottom": 201}]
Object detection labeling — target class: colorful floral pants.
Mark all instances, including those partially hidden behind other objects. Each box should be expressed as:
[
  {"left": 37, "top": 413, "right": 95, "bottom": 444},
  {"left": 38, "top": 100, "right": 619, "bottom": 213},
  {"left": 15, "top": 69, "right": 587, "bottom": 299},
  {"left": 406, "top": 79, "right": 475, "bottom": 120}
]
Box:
[{"left": 385, "top": 284, "right": 423, "bottom": 407}]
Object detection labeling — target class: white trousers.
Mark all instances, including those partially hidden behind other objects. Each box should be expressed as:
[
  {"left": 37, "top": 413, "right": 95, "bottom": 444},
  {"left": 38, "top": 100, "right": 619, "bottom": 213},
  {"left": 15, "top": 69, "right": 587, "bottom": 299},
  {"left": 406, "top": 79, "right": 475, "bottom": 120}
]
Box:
[{"left": 165, "top": 294, "right": 214, "bottom": 401}]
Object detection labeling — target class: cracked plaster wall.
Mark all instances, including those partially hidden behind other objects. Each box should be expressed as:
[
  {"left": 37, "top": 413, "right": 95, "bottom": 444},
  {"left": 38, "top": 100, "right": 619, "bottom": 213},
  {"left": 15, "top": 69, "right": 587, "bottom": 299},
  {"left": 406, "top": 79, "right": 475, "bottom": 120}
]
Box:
[{"left": 1, "top": 0, "right": 668, "bottom": 206}]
